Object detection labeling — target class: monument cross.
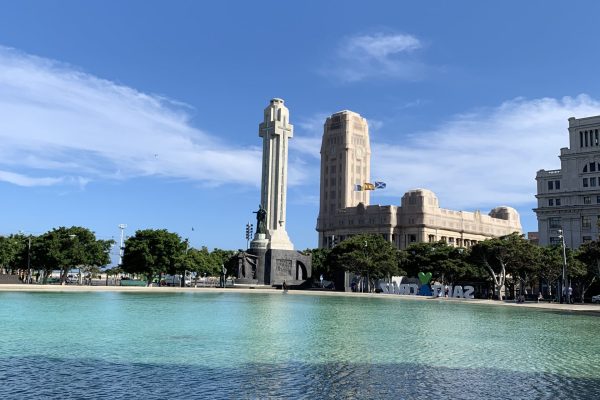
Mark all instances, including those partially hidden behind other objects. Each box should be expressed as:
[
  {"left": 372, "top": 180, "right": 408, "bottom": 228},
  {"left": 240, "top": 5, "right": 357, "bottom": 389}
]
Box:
[{"left": 256, "top": 98, "right": 294, "bottom": 250}]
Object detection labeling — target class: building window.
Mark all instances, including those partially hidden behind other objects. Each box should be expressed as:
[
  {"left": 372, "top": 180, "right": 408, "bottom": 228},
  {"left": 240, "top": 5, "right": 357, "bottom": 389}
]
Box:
[
  {"left": 555, "top": 180, "right": 560, "bottom": 190},
  {"left": 583, "top": 236, "right": 593, "bottom": 243},
  {"left": 548, "top": 199, "right": 554, "bottom": 206},
  {"left": 555, "top": 198, "right": 561, "bottom": 206},
  {"left": 549, "top": 217, "right": 561, "bottom": 228},
  {"left": 592, "top": 177, "right": 597, "bottom": 187},
  {"left": 582, "top": 216, "right": 591, "bottom": 228},
  {"left": 597, "top": 195, "right": 600, "bottom": 204},
  {"left": 580, "top": 131, "right": 584, "bottom": 147},
  {"left": 584, "top": 196, "right": 591, "bottom": 205},
  {"left": 548, "top": 181, "right": 553, "bottom": 190},
  {"left": 550, "top": 236, "right": 560, "bottom": 245},
  {"left": 428, "top": 234, "right": 436, "bottom": 243},
  {"left": 409, "top": 234, "right": 417, "bottom": 243},
  {"left": 583, "top": 178, "right": 589, "bottom": 187}
]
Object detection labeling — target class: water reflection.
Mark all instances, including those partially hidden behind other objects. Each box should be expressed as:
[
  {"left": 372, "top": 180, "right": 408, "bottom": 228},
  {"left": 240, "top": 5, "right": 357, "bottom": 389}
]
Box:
[{"left": 1, "top": 357, "right": 599, "bottom": 400}]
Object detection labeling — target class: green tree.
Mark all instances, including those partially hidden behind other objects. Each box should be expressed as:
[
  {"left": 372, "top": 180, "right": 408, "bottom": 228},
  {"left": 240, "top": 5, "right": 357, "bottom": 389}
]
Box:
[
  {"left": 575, "top": 241, "right": 600, "bottom": 302},
  {"left": 0, "top": 234, "right": 27, "bottom": 275},
  {"left": 538, "top": 245, "right": 564, "bottom": 299},
  {"left": 327, "top": 234, "right": 398, "bottom": 292},
  {"left": 303, "top": 247, "right": 331, "bottom": 280},
  {"left": 181, "top": 246, "right": 218, "bottom": 285},
  {"left": 470, "top": 233, "right": 537, "bottom": 300},
  {"left": 121, "top": 229, "right": 186, "bottom": 285},
  {"left": 33, "top": 226, "right": 112, "bottom": 284},
  {"left": 403, "top": 242, "right": 475, "bottom": 284},
  {"left": 211, "top": 248, "right": 235, "bottom": 278}
]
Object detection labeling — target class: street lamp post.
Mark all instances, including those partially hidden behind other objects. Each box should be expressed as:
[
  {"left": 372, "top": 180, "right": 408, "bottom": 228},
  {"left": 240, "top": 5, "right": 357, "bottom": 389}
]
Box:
[
  {"left": 245, "top": 223, "right": 253, "bottom": 249},
  {"left": 27, "top": 235, "right": 32, "bottom": 284},
  {"left": 364, "top": 240, "right": 369, "bottom": 293},
  {"left": 118, "top": 224, "right": 127, "bottom": 266},
  {"left": 557, "top": 229, "right": 568, "bottom": 304}
]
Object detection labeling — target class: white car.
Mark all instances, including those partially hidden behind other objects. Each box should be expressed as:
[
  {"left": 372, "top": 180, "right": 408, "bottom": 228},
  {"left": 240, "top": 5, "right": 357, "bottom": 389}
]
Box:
[{"left": 592, "top": 295, "right": 600, "bottom": 304}]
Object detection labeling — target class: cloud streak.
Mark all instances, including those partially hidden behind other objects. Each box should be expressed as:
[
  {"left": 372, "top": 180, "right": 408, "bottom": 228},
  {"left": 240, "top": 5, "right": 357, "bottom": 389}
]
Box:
[
  {"left": 371, "top": 94, "right": 600, "bottom": 210},
  {"left": 324, "top": 32, "right": 425, "bottom": 82},
  {"left": 0, "top": 46, "right": 267, "bottom": 188}
]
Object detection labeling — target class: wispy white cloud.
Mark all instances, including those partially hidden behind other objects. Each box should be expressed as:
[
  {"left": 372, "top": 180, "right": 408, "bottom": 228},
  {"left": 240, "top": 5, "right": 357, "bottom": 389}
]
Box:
[
  {"left": 0, "top": 170, "right": 65, "bottom": 187},
  {"left": 293, "top": 113, "right": 329, "bottom": 160},
  {"left": 371, "top": 94, "right": 600, "bottom": 211},
  {"left": 0, "top": 46, "right": 270, "bottom": 188},
  {"left": 324, "top": 32, "right": 425, "bottom": 82}
]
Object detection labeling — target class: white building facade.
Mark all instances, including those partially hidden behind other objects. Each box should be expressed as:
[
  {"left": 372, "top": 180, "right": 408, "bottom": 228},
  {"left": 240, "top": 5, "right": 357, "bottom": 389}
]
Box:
[{"left": 535, "top": 115, "right": 600, "bottom": 248}]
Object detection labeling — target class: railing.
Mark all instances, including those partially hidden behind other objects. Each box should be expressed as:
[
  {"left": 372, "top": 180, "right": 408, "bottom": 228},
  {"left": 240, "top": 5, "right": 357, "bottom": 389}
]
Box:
[{"left": 538, "top": 169, "right": 562, "bottom": 176}]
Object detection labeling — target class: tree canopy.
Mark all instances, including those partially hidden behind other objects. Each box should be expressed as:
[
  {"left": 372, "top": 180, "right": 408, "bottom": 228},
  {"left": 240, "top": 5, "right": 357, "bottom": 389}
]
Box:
[
  {"left": 470, "top": 233, "right": 538, "bottom": 300},
  {"left": 327, "top": 234, "right": 399, "bottom": 288},
  {"left": 402, "top": 242, "right": 476, "bottom": 284},
  {"left": 121, "top": 229, "right": 186, "bottom": 284},
  {"left": 32, "top": 226, "right": 112, "bottom": 284}
]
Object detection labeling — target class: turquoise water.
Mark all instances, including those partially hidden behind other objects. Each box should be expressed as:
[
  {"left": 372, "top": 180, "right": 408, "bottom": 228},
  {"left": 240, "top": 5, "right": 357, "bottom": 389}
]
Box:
[{"left": 1, "top": 291, "right": 599, "bottom": 399}]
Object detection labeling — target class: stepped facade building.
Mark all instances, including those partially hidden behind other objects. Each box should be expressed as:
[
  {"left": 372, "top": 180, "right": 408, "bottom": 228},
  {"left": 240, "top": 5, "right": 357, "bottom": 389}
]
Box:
[
  {"left": 535, "top": 115, "right": 600, "bottom": 248},
  {"left": 316, "top": 110, "right": 522, "bottom": 249}
]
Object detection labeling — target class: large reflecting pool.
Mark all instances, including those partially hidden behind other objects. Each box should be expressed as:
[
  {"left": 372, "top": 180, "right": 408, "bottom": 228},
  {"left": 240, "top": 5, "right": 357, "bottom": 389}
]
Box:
[{"left": 1, "top": 291, "right": 599, "bottom": 399}]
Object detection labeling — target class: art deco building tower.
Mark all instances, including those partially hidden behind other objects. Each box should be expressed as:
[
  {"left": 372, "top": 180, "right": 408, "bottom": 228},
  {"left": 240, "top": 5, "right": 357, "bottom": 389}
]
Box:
[{"left": 316, "top": 110, "right": 371, "bottom": 247}]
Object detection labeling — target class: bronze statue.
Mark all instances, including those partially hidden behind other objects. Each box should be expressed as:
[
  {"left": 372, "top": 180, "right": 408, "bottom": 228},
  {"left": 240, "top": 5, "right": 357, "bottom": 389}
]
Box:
[
  {"left": 236, "top": 251, "right": 258, "bottom": 279},
  {"left": 253, "top": 204, "right": 267, "bottom": 234}
]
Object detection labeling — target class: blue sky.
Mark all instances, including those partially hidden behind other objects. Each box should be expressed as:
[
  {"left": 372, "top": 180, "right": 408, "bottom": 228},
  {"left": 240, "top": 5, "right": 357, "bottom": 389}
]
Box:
[{"left": 2, "top": 1, "right": 600, "bottom": 259}]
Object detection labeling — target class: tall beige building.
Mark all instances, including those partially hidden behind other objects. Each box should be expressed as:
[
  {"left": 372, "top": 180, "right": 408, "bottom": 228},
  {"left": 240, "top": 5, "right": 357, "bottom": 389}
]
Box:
[
  {"left": 316, "top": 110, "right": 522, "bottom": 249},
  {"left": 317, "top": 110, "right": 370, "bottom": 247},
  {"left": 535, "top": 115, "right": 600, "bottom": 248}
]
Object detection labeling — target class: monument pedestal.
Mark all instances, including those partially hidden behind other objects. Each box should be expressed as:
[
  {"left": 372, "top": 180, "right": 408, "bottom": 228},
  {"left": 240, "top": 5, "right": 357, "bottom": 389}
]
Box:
[
  {"left": 266, "top": 249, "right": 311, "bottom": 286},
  {"left": 267, "top": 229, "right": 294, "bottom": 250}
]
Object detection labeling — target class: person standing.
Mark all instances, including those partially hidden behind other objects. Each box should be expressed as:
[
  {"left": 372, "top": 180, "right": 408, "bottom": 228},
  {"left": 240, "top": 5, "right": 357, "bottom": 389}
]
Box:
[{"left": 568, "top": 286, "right": 573, "bottom": 304}]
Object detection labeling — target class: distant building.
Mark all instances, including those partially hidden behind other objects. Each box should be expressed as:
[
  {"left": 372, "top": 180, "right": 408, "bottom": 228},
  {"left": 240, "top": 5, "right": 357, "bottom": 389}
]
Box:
[
  {"left": 316, "top": 110, "right": 522, "bottom": 249},
  {"left": 527, "top": 232, "right": 540, "bottom": 246},
  {"left": 535, "top": 115, "right": 600, "bottom": 248}
]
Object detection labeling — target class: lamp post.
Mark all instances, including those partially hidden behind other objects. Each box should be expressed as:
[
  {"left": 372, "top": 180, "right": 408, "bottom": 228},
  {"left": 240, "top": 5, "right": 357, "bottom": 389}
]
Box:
[
  {"left": 364, "top": 240, "right": 369, "bottom": 293},
  {"left": 118, "top": 224, "right": 127, "bottom": 266},
  {"left": 245, "top": 223, "right": 253, "bottom": 249},
  {"left": 27, "top": 235, "right": 32, "bottom": 284},
  {"left": 557, "top": 229, "right": 568, "bottom": 304},
  {"left": 67, "top": 234, "right": 81, "bottom": 285}
]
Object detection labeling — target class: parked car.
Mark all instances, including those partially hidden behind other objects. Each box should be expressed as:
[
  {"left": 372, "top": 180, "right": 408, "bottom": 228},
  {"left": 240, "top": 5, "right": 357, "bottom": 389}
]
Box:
[{"left": 592, "top": 294, "right": 600, "bottom": 304}]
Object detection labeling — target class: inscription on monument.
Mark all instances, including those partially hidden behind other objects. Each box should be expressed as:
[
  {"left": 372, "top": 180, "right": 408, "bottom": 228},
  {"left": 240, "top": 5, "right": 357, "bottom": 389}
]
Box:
[{"left": 276, "top": 259, "right": 292, "bottom": 275}]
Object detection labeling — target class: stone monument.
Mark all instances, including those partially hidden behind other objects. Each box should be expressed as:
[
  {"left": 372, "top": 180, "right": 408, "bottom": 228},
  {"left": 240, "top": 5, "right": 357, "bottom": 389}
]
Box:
[{"left": 236, "top": 98, "right": 311, "bottom": 287}]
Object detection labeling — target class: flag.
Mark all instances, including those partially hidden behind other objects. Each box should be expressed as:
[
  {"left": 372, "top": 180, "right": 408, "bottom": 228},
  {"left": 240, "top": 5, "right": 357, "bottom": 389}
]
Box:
[
  {"left": 363, "top": 182, "right": 375, "bottom": 190},
  {"left": 375, "top": 181, "right": 386, "bottom": 189},
  {"left": 354, "top": 184, "right": 363, "bottom": 191}
]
